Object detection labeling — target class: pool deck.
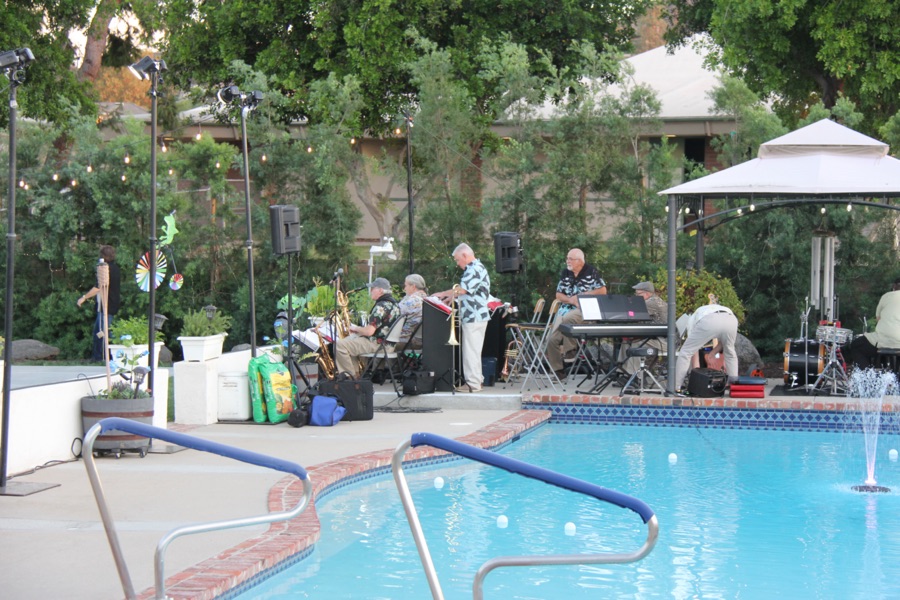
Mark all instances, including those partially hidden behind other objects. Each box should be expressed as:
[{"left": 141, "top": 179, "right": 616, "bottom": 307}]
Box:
[{"left": 0, "top": 366, "right": 882, "bottom": 600}]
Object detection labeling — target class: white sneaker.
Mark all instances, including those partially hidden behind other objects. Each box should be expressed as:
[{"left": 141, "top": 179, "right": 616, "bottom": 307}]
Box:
[{"left": 455, "top": 383, "right": 482, "bottom": 393}]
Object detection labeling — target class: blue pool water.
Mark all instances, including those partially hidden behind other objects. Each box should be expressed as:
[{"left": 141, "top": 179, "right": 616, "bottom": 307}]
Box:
[{"left": 234, "top": 424, "right": 900, "bottom": 599}]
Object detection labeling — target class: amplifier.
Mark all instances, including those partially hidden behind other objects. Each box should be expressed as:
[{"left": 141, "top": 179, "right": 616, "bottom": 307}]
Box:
[{"left": 688, "top": 368, "right": 727, "bottom": 397}]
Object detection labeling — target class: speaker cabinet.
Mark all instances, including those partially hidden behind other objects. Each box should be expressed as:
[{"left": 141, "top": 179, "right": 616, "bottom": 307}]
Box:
[
  {"left": 269, "top": 205, "right": 301, "bottom": 255},
  {"left": 494, "top": 231, "right": 523, "bottom": 273}
]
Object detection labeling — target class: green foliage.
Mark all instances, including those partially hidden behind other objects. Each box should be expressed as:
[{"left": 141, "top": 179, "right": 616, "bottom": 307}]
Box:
[
  {"left": 180, "top": 309, "right": 232, "bottom": 337},
  {"left": 300, "top": 284, "right": 337, "bottom": 318},
  {"left": 110, "top": 316, "right": 164, "bottom": 346},
  {"left": 99, "top": 380, "right": 151, "bottom": 400},
  {"left": 650, "top": 269, "right": 746, "bottom": 325}
]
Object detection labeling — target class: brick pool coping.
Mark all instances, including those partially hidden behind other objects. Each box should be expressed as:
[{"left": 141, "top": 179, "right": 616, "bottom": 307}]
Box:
[
  {"left": 139, "top": 409, "right": 551, "bottom": 600},
  {"left": 142, "top": 392, "right": 900, "bottom": 599}
]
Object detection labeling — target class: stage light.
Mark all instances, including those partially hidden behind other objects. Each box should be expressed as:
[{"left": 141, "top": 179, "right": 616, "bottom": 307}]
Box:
[
  {"left": 128, "top": 55, "right": 167, "bottom": 80},
  {"left": 0, "top": 47, "right": 34, "bottom": 70},
  {"left": 217, "top": 85, "right": 241, "bottom": 104}
]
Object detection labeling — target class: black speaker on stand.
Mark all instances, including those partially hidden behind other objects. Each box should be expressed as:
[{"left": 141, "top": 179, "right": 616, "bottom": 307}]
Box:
[
  {"left": 494, "top": 232, "right": 523, "bottom": 274},
  {"left": 270, "top": 205, "right": 301, "bottom": 255}
]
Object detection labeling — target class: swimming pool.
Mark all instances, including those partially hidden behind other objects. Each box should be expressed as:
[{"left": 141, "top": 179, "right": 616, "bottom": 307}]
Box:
[{"left": 231, "top": 423, "right": 900, "bottom": 599}]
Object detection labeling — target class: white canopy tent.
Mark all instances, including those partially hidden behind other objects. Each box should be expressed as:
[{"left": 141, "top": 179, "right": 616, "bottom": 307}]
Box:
[{"left": 659, "top": 119, "right": 900, "bottom": 392}]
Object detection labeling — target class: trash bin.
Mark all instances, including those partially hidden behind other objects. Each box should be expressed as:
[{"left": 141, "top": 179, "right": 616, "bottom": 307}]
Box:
[
  {"left": 218, "top": 371, "right": 251, "bottom": 421},
  {"left": 481, "top": 357, "right": 497, "bottom": 387}
]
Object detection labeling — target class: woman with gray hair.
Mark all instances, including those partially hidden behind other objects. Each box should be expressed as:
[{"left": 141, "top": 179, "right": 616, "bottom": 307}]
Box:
[{"left": 397, "top": 274, "right": 427, "bottom": 349}]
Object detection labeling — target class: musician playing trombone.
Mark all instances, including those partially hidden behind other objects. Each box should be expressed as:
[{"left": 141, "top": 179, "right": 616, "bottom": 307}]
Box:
[
  {"left": 435, "top": 243, "right": 491, "bottom": 393},
  {"left": 334, "top": 277, "right": 400, "bottom": 378}
]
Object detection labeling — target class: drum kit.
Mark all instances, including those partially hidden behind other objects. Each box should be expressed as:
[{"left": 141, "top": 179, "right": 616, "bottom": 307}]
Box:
[{"left": 783, "top": 302, "right": 852, "bottom": 394}]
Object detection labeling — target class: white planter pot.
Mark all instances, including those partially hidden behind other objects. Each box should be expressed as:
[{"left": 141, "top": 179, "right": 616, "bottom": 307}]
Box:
[
  {"left": 108, "top": 342, "right": 163, "bottom": 369},
  {"left": 178, "top": 334, "right": 226, "bottom": 362}
]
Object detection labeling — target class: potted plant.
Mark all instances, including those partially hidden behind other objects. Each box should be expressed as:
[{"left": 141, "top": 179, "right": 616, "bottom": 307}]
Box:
[
  {"left": 108, "top": 316, "right": 165, "bottom": 369},
  {"left": 178, "top": 308, "right": 232, "bottom": 361},
  {"left": 81, "top": 351, "right": 154, "bottom": 457}
]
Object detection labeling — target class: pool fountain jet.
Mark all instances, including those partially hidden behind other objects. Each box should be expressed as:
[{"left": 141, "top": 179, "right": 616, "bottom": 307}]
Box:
[{"left": 848, "top": 368, "right": 898, "bottom": 493}]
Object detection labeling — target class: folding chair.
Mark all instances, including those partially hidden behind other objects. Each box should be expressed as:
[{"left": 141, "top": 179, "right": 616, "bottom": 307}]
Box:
[
  {"left": 502, "top": 298, "right": 545, "bottom": 386},
  {"left": 360, "top": 316, "right": 407, "bottom": 393},
  {"left": 519, "top": 299, "right": 562, "bottom": 391}
]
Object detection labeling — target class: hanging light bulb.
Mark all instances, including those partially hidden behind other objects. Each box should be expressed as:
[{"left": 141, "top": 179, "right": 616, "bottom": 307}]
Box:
[
  {"left": 168, "top": 168, "right": 174, "bottom": 176},
  {"left": 261, "top": 154, "right": 267, "bottom": 162},
  {"left": 86, "top": 164, "right": 93, "bottom": 173},
  {"left": 18, "top": 179, "right": 25, "bottom": 188},
  {"left": 52, "top": 173, "right": 59, "bottom": 181},
  {"left": 161, "top": 144, "right": 168, "bottom": 153},
  {"left": 395, "top": 127, "right": 402, "bottom": 135},
  {"left": 749, "top": 204, "right": 755, "bottom": 211},
  {"left": 737, "top": 208, "right": 743, "bottom": 216},
  {"left": 684, "top": 206, "right": 690, "bottom": 214},
  {"left": 71, "top": 179, "right": 78, "bottom": 187},
  {"left": 821, "top": 207, "right": 826, "bottom": 214},
  {"left": 846, "top": 203, "right": 853, "bottom": 212},
  {"left": 23, "top": 183, "right": 29, "bottom": 190},
  {"left": 121, "top": 174, "right": 127, "bottom": 181},
  {"left": 664, "top": 205, "right": 669, "bottom": 213},
  {"left": 124, "top": 154, "right": 131, "bottom": 164},
  {"left": 195, "top": 131, "right": 202, "bottom": 140},
  {"left": 215, "top": 161, "right": 221, "bottom": 169},
  {"left": 350, "top": 137, "right": 356, "bottom": 145},
  {"left": 306, "top": 146, "right": 313, "bottom": 153}
]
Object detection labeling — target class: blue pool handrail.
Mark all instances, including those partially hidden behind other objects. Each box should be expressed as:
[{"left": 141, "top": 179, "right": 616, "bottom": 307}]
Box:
[
  {"left": 392, "top": 432, "right": 659, "bottom": 600},
  {"left": 83, "top": 417, "right": 313, "bottom": 600}
]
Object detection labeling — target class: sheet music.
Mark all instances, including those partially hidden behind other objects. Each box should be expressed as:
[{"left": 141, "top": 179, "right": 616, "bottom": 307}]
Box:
[{"left": 578, "top": 296, "right": 603, "bottom": 321}]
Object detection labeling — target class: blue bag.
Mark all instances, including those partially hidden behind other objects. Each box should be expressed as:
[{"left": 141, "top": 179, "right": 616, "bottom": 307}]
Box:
[{"left": 309, "top": 395, "right": 346, "bottom": 426}]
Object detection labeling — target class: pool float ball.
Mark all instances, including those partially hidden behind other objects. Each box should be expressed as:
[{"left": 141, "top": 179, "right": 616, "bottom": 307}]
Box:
[
  {"left": 668, "top": 453, "right": 678, "bottom": 464},
  {"left": 434, "top": 477, "right": 445, "bottom": 489},
  {"left": 564, "top": 522, "right": 576, "bottom": 536},
  {"left": 497, "top": 515, "right": 509, "bottom": 529},
  {"left": 890, "top": 449, "right": 898, "bottom": 462}
]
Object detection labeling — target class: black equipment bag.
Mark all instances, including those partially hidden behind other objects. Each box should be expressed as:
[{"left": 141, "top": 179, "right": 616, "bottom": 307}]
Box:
[
  {"left": 315, "top": 378, "right": 374, "bottom": 421},
  {"left": 688, "top": 368, "right": 728, "bottom": 397},
  {"left": 402, "top": 370, "right": 436, "bottom": 396}
]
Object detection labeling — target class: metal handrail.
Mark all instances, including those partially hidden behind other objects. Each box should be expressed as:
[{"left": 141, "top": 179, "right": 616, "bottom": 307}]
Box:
[
  {"left": 83, "top": 417, "right": 313, "bottom": 600},
  {"left": 391, "top": 432, "right": 658, "bottom": 600}
]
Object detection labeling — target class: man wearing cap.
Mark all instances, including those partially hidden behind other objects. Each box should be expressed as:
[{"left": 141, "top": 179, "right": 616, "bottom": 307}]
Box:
[
  {"left": 848, "top": 278, "right": 900, "bottom": 369},
  {"left": 435, "top": 243, "right": 491, "bottom": 392},
  {"left": 674, "top": 301, "right": 739, "bottom": 392},
  {"left": 620, "top": 281, "right": 667, "bottom": 377},
  {"left": 334, "top": 277, "right": 400, "bottom": 378},
  {"left": 546, "top": 248, "right": 606, "bottom": 379}
]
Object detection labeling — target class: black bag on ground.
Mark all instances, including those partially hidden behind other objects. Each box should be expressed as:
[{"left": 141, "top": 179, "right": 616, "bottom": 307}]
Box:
[
  {"left": 402, "top": 370, "right": 436, "bottom": 396},
  {"left": 688, "top": 368, "right": 728, "bottom": 397},
  {"left": 315, "top": 378, "right": 374, "bottom": 421},
  {"left": 287, "top": 407, "right": 309, "bottom": 428}
]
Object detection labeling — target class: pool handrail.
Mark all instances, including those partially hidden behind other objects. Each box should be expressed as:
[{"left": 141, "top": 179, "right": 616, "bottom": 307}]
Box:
[
  {"left": 83, "top": 417, "right": 313, "bottom": 600},
  {"left": 392, "top": 432, "right": 659, "bottom": 600}
]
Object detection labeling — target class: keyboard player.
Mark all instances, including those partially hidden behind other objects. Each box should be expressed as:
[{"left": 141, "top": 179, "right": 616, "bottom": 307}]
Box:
[{"left": 620, "top": 282, "right": 667, "bottom": 378}]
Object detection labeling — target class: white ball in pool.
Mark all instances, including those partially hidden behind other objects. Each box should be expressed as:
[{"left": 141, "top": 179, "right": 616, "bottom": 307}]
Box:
[
  {"left": 668, "top": 453, "right": 678, "bottom": 464},
  {"left": 434, "top": 477, "right": 445, "bottom": 489},
  {"left": 890, "top": 449, "right": 898, "bottom": 462},
  {"left": 497, "top": 515, "right": 508, "bottom": 529},
  {"left": 564, "top": 522, "right": 576, "bottom": 536}
]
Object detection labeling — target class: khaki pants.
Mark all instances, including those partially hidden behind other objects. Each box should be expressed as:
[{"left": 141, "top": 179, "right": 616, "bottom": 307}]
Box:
[{"left": 334, "top": 334, "right": 381, "bottom": 378}]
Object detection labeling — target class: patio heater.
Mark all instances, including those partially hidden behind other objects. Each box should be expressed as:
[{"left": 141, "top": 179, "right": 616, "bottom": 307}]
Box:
[
  {"left": 128, "top": 55, "right": 167, "bottom": 399},
  {"left": 0, "top": 48, "right": 58, "bottom": 496}
]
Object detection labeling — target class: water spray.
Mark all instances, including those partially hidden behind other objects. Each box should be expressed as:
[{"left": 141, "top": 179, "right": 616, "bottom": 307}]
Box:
[{"left": 849, "top": 368, "right": 898, "bottom": 493}]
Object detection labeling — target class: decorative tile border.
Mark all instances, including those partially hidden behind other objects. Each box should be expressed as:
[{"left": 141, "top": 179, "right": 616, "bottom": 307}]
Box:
[
  {"left": 139, "top": 409, "right": 551, "bottom": 600},
  {"left": 524, "top": 392, "right": 900, "bottom": 434}
]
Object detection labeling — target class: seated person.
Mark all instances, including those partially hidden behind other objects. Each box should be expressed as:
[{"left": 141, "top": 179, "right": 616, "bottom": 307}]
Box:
[
  {"left": 849, "top": 278, "right": 900, "bottom": 370},
  {"left": 397, "top": 274, "right": 427, "bottom": 350},
  {"left": 620, "top": 281, "right": 667, "bottom": 377},
  {"left": 333, "top": 277, "right": 400, "bottom": 378}
]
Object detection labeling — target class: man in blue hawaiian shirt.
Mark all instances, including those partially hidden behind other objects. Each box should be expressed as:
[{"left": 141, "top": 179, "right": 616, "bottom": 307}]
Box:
[
  {"left": 435, "top": 243, "right": 491, "bottom": 392},
  {"left": 546, "top": 248, "right": 606, "bottom": 378},
  {"left": 334, "top": 277, "right": 400, "bottom": 378}
]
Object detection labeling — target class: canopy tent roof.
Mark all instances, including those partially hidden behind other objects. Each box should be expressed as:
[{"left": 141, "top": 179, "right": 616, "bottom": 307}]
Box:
[{"left": 660, "top": 119, "right": 900, "bottom": 197}]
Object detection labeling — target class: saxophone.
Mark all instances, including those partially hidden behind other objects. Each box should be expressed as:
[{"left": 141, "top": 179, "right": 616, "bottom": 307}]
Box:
[
  {"left": 334, "top": 289, "right": 352, "bottom": 339},
  {"left": 315, "top": 325, "right": 336, "bottom": 380}
]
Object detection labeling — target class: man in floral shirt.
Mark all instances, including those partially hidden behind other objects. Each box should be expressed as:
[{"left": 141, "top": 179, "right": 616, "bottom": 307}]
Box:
[
  {"left": 334, "top": 277, "right": 400, "bottom": 378},
  {"left": 435, "top": 243, "right": 491, "bottom": 392},
  {"left": 546, "top": 248, "right": 606, "bottom": 378}
]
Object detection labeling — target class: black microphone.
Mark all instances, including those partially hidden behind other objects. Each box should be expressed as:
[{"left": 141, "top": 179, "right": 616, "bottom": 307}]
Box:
[{"left": 331, "top": 268, "right": 343, "bottom": 282}]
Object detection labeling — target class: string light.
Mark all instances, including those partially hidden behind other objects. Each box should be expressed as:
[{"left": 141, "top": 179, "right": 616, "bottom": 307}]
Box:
[
  {"left": 161, "top": 144, "right": 168, "bottom": 153},
  {"left": 168, "top": 168, "right": 174, "bottom": 176},
  {"left": 121, "top": 174, "right": 127, "bottom": 181},
  {"left": 215, "top": 161, "right": 221, "bottom": 169},
  {"left": 52, "top": 173, "right": 59, "bottom": 181},
  {"left": 737, "top": 208, "right": 743, "bottom": 215},
  {"left": 195, "top": 131, "right": 202, "bottom": 141},
  {"left": 350, "top": 137, "right": 356, "bottom": 145},
  {"left": 261, "top": 154, "right": 267, "bottom": 162},
  {"left": 847, "top": 203, "right": 853, "bottom": 211},
  {"left": 306, "top": 146, "right": 313, "bottom": 153},
  {"left": 86, "top": 165, "right": 93, "bottom": 173},
  {"left": 821, "top": 207, "right": 826, "bottom": 214},
  {"left": 71, "top": 179, "right": 78, "bottom": 187},
  {"left": 18, "top": 180, "right": 25, "bottom": 188},
  {"left": 684, "top": 206, "right": 690, "bottom": 214},
  {"left": 124, "top": 154, "right": 131, "bottom": 164},
  {"left": 749, "top": 204, "right": 755, "bottom": 211}
]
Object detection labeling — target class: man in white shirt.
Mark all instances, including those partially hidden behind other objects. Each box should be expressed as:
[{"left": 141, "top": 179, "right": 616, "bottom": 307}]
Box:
[
  {"left": 849, "top": 279, "right": 900, "bottom": 369},
  {"left": 674, "top": 302, "right": 739, "bottom": 391}
]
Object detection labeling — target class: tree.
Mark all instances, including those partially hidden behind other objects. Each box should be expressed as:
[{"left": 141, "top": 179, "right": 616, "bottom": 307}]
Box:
[
  {"left": 664, "top": 0, "right": 900, "bottom": 133},
  {"left": 161, "top": 0, "right": 653, "bottom": 131}
]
